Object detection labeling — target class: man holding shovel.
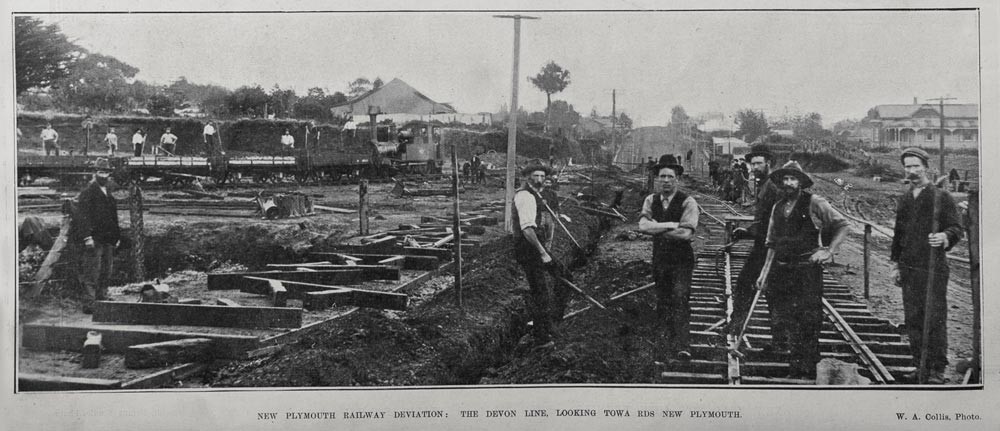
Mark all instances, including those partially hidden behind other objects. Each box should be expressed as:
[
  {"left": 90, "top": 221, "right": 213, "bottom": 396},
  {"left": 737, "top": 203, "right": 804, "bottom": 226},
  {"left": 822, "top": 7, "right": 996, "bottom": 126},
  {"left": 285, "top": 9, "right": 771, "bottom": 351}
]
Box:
[
  {"left": 728, "top": 149, "right": 781, "bottom": 345},
  {"left": 755, "top": 161, "right": 849, "bottom": 379},
  {"left": 512, "top": 162, "right": 569, "bottom": 348},
  {"left": 891, "top": 147, "right": 963, "bottom": 384},
  {"left": 638, "top": 155, "right": 699, "bottom": 362}
]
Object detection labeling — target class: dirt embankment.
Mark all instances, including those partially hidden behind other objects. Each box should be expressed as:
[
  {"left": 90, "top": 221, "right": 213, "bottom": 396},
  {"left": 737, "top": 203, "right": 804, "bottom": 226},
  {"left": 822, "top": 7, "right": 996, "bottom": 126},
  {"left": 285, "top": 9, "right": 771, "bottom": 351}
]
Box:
[{"left": 209, "top": 183, "right": 623, "bottom": 387}]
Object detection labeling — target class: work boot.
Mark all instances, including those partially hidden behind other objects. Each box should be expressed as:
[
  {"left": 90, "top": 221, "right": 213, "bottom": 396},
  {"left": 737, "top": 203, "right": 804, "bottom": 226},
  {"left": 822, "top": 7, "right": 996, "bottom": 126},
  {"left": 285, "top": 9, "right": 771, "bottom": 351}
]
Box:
[
  {"left": 926, "top": 370, "right": 949, "bottom": 384},
  {"left": 82, "top": 301, "right": 95, "bottom": 315}
]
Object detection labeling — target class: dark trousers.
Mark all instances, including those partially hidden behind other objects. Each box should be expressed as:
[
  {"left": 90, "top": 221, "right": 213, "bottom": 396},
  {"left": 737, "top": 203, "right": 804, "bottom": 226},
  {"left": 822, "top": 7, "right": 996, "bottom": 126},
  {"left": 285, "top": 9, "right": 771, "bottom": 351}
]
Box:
[
  {"left": 133, "top": 143, "right": 144, "bottom": 157},
  {"left": 44, "top": 139, "right": 60, "bottom": 156},
  {"left": 899, "top": 263, "right": 950, "bottom": 372},
  {"left": 78, "top": 242, "right": 115, "bottom": 301},
  {"left": 518, "top": 258, "right": 566, "bottom": 341},
  {"left": 654, "top": 263, "right": 694, "bottom": 353},
  {"left": 730, "top": 247, "right": 774, "bottom": 338},
  {"left": 767, "top": 263, "right": 824, "bottom": 376}
]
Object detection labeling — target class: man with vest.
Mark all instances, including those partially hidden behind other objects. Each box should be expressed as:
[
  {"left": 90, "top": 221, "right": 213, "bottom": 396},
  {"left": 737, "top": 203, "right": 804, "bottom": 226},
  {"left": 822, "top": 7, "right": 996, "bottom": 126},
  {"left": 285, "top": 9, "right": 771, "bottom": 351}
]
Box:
[
  {"left": 512, "top": 162, "right": 566, "bottom": 348},
  {"left": 728, "top": 149, "right": 781, "bottom": 342},
  {"left": 104, "top": 127, "right": 119, "bottom": 156},
  {"left": 755, "top": 161, "right": 849, "bottom": 379},
  {"left": 639, "top": 154, "right": 699, "bottom": 362},
  {"left": 890, "top": 147, "right": 964, "bottom": 384}
]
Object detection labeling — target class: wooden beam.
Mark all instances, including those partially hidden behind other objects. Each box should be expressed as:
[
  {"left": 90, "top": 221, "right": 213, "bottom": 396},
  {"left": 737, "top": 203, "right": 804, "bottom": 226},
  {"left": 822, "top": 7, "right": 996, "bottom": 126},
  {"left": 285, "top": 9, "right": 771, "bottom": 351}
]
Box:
[
  {"left": 245, "top": 277, "right": 408, "bottom": 310},
  {"left": 310, "top": 252, "right": 439, "bottom": 270},
  {"left": 302, "top": 289, "right": 352, "bottom": 311},
  {"left": 268, "top": 279, "right": 288, "bottom": 307},
  {"left": 215, "top": 298, "right": 241, "bottom": 307},
  {"left": 120, "top": 362, "right": 207, "bottom": 389},
  {"left": 125, "top": 338, "right": 214, "bottom": 369},
  {"left": 207, "top": 268, "right": 399, "bottom": 290},
  {"left": 21, "top": 323, "right": 258, "bottom": 358},
  {"left": 91, "top": 301, "right": 302, "bottom": 329},
  {"left": 19, "top": 374, "right": 121, "bottom": 391},
  {"left": 81, "top": 332, "right": 102, "bottom": 369}
]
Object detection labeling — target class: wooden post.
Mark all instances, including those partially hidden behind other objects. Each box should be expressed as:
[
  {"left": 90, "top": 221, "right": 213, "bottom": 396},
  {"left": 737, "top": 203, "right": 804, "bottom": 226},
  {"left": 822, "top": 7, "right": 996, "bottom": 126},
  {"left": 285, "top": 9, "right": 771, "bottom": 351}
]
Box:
[
  {"left": 451, "top": 144, "right": 463, "bottom": 307},
  {"left": 967, "top": 189, "right": 980, "bottom": 383},
  {"left": 918, "top": 185, "right": 941, "bottom": 384},
  {"left": 359, "top": 179, "right": 369, "bottom": 235},
  {"left": 129, "top": 184, "right": 145, "bottom": 282},
  {"left": 863, "top": 224, "right": 871, "bottom": 300}
]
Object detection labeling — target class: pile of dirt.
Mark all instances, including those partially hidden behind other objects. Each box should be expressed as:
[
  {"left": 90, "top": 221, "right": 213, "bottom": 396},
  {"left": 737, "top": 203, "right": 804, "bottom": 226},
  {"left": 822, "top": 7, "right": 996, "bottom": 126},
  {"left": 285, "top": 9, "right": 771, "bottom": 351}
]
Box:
[{"left": 209, "top": 181, "right": 618, "bottom": 387}]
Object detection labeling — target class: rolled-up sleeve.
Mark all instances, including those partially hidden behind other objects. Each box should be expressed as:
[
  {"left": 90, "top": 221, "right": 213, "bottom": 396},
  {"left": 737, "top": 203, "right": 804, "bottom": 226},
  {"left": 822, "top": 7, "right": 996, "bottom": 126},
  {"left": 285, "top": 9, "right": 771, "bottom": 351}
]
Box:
[
  {"left": 810, "top": 195, "right": 849, "bottom": 232},
  {"left": 679, "top": 196, "right": 699, "bottom": 231},
  {"left": 639, "top": 194, "right": 654, "bottom": 221},
  {"left": 514, "top": 191, "right": 537, "bottom": 231}
]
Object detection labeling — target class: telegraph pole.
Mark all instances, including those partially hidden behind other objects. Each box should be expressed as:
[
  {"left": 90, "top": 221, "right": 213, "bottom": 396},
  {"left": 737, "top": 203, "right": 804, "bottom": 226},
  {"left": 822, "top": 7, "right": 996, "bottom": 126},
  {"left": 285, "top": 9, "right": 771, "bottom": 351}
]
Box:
[
  {"left": 927, "top": 97, "right": 956, "bottom": 176},
  {"left": 610, "top": 89, "right": 617, "bottom": 166},
  {"left": 495, "top": 14, "right": 539, "bottom": 233}
]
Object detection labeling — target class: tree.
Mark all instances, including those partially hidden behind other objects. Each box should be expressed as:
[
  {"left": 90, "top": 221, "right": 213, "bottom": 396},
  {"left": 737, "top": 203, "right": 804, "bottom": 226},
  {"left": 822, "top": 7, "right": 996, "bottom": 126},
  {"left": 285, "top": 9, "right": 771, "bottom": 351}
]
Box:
[
  {"left": 146, "top": 93, "right": 176, "bottom": 117},
  {"left": 347, "top": 78, "right": 372, "bottom": 98},
  {"left": 52, "top": 52, "right": 140, "bottom": 113},
  {"left": 669, "top": 105, "right": 690, "bottom": 128},
  {"left": 226, "top": 85, "right": 269, "bottom": 117},
  {"left": 736, "top": 109, "right": 770, "bottom": 143},
  {"left": 268, "top": 84, "right": 297, "bottom": 118},
  {"left": 372, "top": 77, "right": 384, "bottom": 89},
  {"left": 15, "top": 17, "right": 82, "bottom": 95},
  {"left": 529, "top": 61, "right": 571, "bottom": 131}
]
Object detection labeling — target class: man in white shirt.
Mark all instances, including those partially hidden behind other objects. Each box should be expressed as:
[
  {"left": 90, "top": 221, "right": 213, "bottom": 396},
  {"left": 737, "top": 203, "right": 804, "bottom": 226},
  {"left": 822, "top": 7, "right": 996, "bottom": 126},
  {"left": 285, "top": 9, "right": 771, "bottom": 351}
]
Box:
[
  {"left": 132, "top": 128, "right": 146, "bottom": 156},
  {"left": 203, "top": 121, "right": 217, "bottom": 155},
  {"left": 40, "top": 123, "right": 60, "bottom": 156},
  {"left": 280, "top": 129, "right": 295, "bottom": 155},
  {"left": 511, "top": 162, "right": 566, "bottom": 348},
  {"left": 103, "top": 127, "right": 118, "bottom": 156},
  {"left": 159, "top": 127, "right": 178, "bottom": 156}
]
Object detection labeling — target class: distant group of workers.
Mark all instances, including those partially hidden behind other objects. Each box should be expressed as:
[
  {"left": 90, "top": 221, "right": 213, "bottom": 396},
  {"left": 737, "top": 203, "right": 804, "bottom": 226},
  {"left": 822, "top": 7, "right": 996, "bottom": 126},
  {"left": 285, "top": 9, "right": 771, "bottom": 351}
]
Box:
[
  {"left": 460, "top": 153, "right": 489, "bottom": 185},
  {"left": 29, "top": 121, "right": 230, "bottom": 157},
  {"left": 512, "top": 147, "right": 963, "bottom": 384}
]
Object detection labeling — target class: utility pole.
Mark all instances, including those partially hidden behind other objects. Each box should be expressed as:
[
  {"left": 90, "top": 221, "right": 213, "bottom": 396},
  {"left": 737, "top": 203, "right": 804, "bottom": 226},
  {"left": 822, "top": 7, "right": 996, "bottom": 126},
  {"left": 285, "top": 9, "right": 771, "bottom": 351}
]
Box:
[
  {"left": 610, "top": 89, "right": 617, "bottom": 166},
  {"left": 495, "top": 14, "right": 538, "bottom": 233},
  {"left": 927, "top": 97, "right": 956, "bottom": 176}
]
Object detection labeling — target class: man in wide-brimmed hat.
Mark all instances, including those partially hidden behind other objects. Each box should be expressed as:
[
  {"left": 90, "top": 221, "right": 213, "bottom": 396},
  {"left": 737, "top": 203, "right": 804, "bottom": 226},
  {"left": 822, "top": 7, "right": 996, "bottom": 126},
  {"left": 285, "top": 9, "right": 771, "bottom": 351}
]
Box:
[
  {"left": 890, "top": 147, "right": 963, "bottom": 384},
  {"left": 638, "top": 154, "right": 699, "bottom": 362},
  {"left": 727, "top": 148, "right": 782, "bottom": 339},
  {"left": 755, "top": 160, "right": 850, "bottom": 380},
  {"left": 511, "top": 162, "right": 567, "bottom": 348}
]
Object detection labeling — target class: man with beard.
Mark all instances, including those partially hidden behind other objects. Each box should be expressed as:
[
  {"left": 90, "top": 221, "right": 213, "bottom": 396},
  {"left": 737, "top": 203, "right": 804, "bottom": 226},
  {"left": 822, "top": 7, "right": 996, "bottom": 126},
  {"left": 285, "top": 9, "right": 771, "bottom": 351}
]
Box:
[
  {"left": 727, "top": 149, "right": 781, "bottom": 343},
  {"left": 72, "top": 170, "right": 121, "bottom": 313},
  {"left": 891, "top": 147, "right": 963, "bottom": 384},
  {"left": 639, "top": 155, "right": 699, "bottom": 362},
  {"left": 512, "top": 162, "right": 567, "bottom": 348},
  {"left": 756, "top": 161, "right": 849, "bottom": 379}
]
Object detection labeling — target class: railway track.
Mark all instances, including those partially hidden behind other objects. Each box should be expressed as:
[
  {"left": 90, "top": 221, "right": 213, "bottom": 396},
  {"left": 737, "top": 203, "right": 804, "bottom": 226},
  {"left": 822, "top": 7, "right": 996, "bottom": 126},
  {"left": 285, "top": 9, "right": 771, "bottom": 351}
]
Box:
[{"left": 656, "top": 183, "right": 914, "bottom": 385}]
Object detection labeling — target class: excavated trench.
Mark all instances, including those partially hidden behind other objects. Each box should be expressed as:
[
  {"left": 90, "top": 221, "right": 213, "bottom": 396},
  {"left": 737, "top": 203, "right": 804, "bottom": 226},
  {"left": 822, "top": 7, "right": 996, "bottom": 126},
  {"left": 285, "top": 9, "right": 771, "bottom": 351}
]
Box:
[{"left": 204, "top": 179, "right": 636, "bottom": 387}]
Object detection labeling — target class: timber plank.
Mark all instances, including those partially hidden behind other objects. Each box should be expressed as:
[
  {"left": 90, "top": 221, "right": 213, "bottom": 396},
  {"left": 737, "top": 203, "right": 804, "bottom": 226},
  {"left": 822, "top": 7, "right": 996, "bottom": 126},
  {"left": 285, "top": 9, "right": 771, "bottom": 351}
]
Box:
[
  {"left": 207, "top": 268, "right": 398, "bottom": 291},
  {"left": 19, "top": 373, "right": 121, "bottom": 391},
  {"left": 21, "top": 323, "right": 258, "bottom": 358},
  {"left": 310, "top": 252, "right": 440, "bottom": 270},
  {"left": 91, "top": 301, "right": 302, "bottom": 329},
  {"left": 125, "top": 338, "right": 215, "bottom": 369},
  {"left": 249, "top": 278, "right": 408, "bottom": 311}
]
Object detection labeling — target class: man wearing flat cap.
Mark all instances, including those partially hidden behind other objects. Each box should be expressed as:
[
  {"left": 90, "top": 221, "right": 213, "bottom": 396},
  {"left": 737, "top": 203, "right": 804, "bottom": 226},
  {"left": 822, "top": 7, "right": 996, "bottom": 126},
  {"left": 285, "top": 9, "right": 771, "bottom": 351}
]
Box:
[
  {"left": 512, "top": 162, "right": 566, "bottom": 348},
  {"left": 72, "top": 170, "right": 121, "bottom": 313},
  {"left": 891, "top": 147, "right": 963, "bottom": 384},
  {"left": 638, "top": 155, "right": 700, "bottom": 362},
  {"left": 755, "top": 160, "right": 849, "bottom": 380}
]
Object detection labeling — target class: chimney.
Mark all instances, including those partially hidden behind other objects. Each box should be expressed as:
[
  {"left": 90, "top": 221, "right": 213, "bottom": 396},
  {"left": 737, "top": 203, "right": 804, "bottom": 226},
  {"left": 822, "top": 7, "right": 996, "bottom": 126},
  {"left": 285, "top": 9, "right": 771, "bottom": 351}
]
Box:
[{"left": 913, "top": 96, "right": 918, "bottom": 104}]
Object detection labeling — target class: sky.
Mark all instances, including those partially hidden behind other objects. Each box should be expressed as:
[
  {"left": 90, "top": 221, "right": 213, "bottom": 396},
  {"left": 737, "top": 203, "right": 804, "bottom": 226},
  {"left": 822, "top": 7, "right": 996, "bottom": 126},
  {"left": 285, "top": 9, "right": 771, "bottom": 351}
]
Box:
[{"left": 37, "top": 9, "right": 981, "bottom": 127}]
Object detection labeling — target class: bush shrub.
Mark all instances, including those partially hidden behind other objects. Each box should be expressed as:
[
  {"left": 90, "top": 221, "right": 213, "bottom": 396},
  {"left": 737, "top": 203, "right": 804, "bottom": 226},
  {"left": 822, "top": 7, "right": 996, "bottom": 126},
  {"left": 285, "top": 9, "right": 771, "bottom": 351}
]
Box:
[
  {"left": 855, "top": 160, "right": 903, "bottom": 180},
  {"left": 788, "top": 151, "right": 850, "bottom": 173}
]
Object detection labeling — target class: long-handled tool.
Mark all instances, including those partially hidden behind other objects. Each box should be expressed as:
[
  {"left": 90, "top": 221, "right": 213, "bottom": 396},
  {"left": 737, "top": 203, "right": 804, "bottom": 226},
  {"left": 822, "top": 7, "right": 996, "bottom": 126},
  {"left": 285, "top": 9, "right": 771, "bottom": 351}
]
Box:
[
  {"left": 553, "top": 275, "right": 606, "bottom": 310},
  {"left": 918, "top": 176, "right": 948, "bottom": 384},
  {"left": 727, "top": 289, "right": 761, "bottom": 359}
]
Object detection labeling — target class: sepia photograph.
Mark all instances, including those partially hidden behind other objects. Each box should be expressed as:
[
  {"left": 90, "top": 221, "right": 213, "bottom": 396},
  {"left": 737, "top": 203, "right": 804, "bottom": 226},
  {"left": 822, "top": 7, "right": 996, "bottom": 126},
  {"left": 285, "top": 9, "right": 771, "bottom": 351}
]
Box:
[{"left": 4, "top": 1, "right": 998, "bottom": 430}]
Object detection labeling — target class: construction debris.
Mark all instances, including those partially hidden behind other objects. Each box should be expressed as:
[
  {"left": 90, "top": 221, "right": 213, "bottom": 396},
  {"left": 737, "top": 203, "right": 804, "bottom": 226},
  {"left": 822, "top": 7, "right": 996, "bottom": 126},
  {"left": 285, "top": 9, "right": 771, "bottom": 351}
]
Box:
[{"left": 125, "top": 338, "right": 215, "bottom": 369}]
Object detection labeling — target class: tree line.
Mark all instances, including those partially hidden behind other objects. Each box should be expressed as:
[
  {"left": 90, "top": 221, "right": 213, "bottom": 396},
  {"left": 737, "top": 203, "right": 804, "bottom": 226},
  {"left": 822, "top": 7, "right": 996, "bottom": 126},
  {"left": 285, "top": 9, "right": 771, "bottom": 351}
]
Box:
[{"left": 14, "top": 17, "right": 384, "bottom": 123}]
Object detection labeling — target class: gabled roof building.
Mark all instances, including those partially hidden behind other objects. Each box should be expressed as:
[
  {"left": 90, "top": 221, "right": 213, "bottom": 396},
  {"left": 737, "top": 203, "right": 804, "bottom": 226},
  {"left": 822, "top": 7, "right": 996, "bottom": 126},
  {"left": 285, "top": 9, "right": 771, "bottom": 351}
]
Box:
[{"left": 867, "top": 102, "right": 978, "bottom": 149}]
